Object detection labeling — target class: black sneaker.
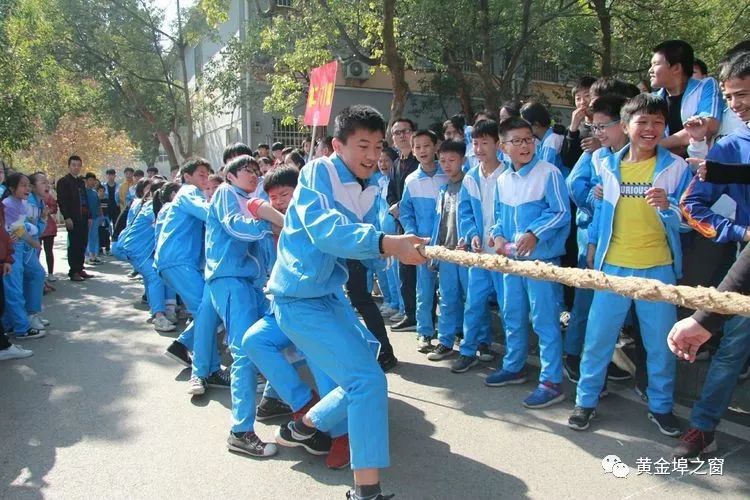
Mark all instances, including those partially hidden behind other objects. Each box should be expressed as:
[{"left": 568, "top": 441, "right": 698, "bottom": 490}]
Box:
[
  {"left": 165, "top": 340, "right": 192, "bottom": 367},
  {"left": 227, "top": 431, "right": 278, "bottom": 457},
  {"left": 378, "top": 353, "right": 398, "bottom": 372},
  {"left": 427, "top": 343, "right": 456, "bottom": 361},
  {"left": 568, "top": 406, "right": 597, "bottom": 431},
  {"left": 673, "top": 428, "right": 717, "bottom": 459},
  {"left": 14, "top": 328, "right": 46, "bottom": 340},
  {"left": 450, "top": 354, "right": 478, "bottom": 373},
  {"left": 477, "top": 343, "right": 495, "bottom": 362},
  {"left": 346, "top": 490, "right": 395, "bottom": 500},
  {"left": 128, "top": 270, "right": 139, "bottom": 278},
  {"left": 256, "top": 397, "right": 293, "bottom": 421},
  {"left": 207, "top": 368, "right": 231, "bottom": 389},
  {"left": 391, "top": 317, "right": 416, "bottom": 332},
  {"left": 607, "top": 362, "right": 632, "bottom": 381},
  {"left": 563, "top": 355, "right": 581, "bottom": 383},
  {"left": 275, "top": 421, "right": 331, "bottom": 456},
  {"left": 648, "top": 411, "right": 681, "bottom": 437}
]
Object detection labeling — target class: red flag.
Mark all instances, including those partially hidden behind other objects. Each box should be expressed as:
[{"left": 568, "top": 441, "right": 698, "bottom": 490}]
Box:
[{"left": 303, "top": 61, "right": 338, "bottom": 127}]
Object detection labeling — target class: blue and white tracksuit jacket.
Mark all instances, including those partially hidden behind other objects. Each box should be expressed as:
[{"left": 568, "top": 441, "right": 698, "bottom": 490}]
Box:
[
  {"left": 490, "top": 156, "right": 570, "bottom": 382},
  {"left": 399, "top": 163, "right": 448, "bottom": 336},
  {"left": 537, "top": 127, "right": 567, "bottom": 176},
  {"left": 577, "top": 145, "right": 691, "bottom": 413},
  {"left": 268, "top": 153, "right": 389, "bottom": 470},
  {"left": 655, "top": 77, "right": 724, "bottom": 136}
]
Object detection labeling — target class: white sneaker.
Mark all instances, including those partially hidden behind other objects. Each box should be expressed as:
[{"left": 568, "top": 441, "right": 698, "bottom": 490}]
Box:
[
  {"left": 389, "top": 312, "right": 405, "bottom": 323},
  {"left": 0, "top": 344, "right": 34, "bottom": 361},
  {"left": 32, "top": 314, "right": 50, "bottom": 326},
  {"left": 47, "top": 274, "right": 57, "bottom": 282},
  {"left": 165, "top": 310, "right": 178, "bottom": 324},
  {"left": 380, "top": 306, "right": 398, "bottom": 318},
  {"left": 153, "top": 315, "right": 176, "bottom": 332},
  {"left": 28, "top": 315, "right": 46, "bottom": 331}
]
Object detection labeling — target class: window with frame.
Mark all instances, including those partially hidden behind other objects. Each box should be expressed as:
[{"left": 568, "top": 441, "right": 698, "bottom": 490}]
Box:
[{"left": 272, "top": 118, "right": 308, "bottom": 149}]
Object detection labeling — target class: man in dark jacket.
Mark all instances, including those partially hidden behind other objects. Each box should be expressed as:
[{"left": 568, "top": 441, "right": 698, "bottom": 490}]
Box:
[{"left": 56, "top": 155, "right": 91, "bottom": 281}]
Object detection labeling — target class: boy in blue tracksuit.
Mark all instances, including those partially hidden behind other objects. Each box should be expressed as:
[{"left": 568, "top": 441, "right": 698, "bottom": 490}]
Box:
[
  {"left": 268, "top": 105, "right": 426, "bottom": 500},
  {"left": 485, "top": 117, "right": 571, "bottom": 408},
  {"left": 673, "top": 52, "right": 750, "bottom": 458},
  {"left": 521, "top": 101, "right": 567, "bottom": 176},
  {"left": 568, "top": 94, "right": 692, "bottom": 435},
  {"left": 204, "top": 155, "right": 281, "bottom": 458},
  {"left": 375, "top": 148, "right": 403, "bottom": 319},
  {"left": 451, "top": 120, "right": 504, "bottom": 373},
  {"left": 399, "top": 129, "right": 448, "bottom": 352},
  {"left": 564, "top": 95, "right": 629, "bottom": 381},
  {"left": 155, "top": 158, "right": 222, "bottom": 385},
  {"left": 427, "top": 139, "right": 469, "bottom": 361}
]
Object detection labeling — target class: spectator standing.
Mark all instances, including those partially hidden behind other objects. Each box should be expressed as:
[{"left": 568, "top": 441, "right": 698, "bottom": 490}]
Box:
[{"left": 56, "top": 155, "right": 91, "bottom": 281}]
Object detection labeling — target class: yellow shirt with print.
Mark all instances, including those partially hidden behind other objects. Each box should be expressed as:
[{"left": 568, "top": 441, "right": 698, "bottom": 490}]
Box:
[{"left": 604, "top": 157, "right": 672, "bottom": 268}]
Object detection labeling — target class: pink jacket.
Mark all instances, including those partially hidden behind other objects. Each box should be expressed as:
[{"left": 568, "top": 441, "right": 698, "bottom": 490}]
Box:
[{"left": 41, "top": 193, "right": 58, "bottom": 237}]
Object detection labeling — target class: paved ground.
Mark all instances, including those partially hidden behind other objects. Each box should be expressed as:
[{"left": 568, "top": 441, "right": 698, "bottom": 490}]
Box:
[{"left": 2, "top": 236, "right": 750, "bottom": 499}]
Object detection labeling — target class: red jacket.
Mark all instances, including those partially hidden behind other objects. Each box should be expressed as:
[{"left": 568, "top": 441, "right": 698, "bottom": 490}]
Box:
[{"left": 0, "top": 204, "right": 16, "bottom": 265}]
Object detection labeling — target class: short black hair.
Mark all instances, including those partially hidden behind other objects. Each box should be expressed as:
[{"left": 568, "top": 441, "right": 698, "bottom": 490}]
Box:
[
  {"left": 97, "top": 185, "right": 105, "bottom": 191},
  {"left": 257, "top": 143, "right": 270, "bottom": 150},
  {"left": 316, "top": 135, "right": 334, "bottom": 151},
  {"left": 471, "top": 119, "right": 499, "bottom": 140},
  {"left": 179, "top": 157, "right": 211, "bottom": 182},
  {"left": 286, "top": 151, "right": 306, "bottom": 169},
  {"left": 442, "top": 115, "right": 465, "bottom": 135},
  {"left": 653, "top": 40, "right": 694, "bottom": 79},
  {"left": 106, "top": 168, "right": 116, "bottom": 175},
  {"left": 124, "top": 167, "right": 135, "bottom": 174},
  {"left": 411, "top": 129, "right": 438, "bottom": 145},
  {"left": 223, "top": 142, "right": 254, "bottom": 164},
  {"left": 719, "top": 51, "right": 750, "bottom": 83},
  {"left": 573, "top": 76, "right": 597, "bottom": 96},
  {"left": 473, "top": 109, "right": 497, "bottom": 124},
  {"left": 520, "top": 102, "right": 551, "bottom": 127},
  {"left": 68, "top": 155, "right": 82, "bottom": 166},
  {"left": 146, "top": 166, "right": 159, "bottom": 173},
  {"left": 333, "top": 105, "right": 386, "bottom": 144},
  {"left": 725, "top": 41, "right": 750, "bottom": 59},
  {"left": 438, "top": 139, "right": 466, "bottom": 157},
  {"left": 259, "top": 157, "right": 273, "bottom": 167},
  {"left": 498, "top": 117, "right": 533, "bottom": 138},
  {"left": 590, "top": 77, "right": 640, "bottom": 99},
  {"left": 134, "top": 178, "right": 151, "bottom": 198},
  {"left": 499, "top": 100, "right": 522, "bottom": 118},
  {"left": 264, "top": 165, "right": 299, "bottom": 193},
  {"left": 271, "top": 142, "right": 284, "bottom": 151},
  {"left": 621, "top": 93, "right": 668, "bottom": 123},
  {"left": 590, "top": 94, "right": 627, "bottom": 120},
  {"left": 225, "top": 155, "right": 261, "bottom": 179},
  {"left": 84, "top": 172, "right": 97, "bottom": 180},
  {"left": 133, "top": 169, "right": 145, "bottom": 178},
  {"left": 392, "top": 117, "right": 416, "bottom": 132},
  {"left": 694, "top": 58, "right": 708, "bottom": 75}
]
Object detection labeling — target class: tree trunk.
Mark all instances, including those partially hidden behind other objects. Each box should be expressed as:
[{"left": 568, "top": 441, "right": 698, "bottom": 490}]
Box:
[
  {"left": 155, "top": 130, "right": 179, "bottom": 169},
  {"left": 382, "top": 0, "right": 409, "bottom": 128},
  {"left": 444, "top": 50, "right": 474, "bottom": 118},
  {"left": 176, "top": 0, "right": 194, "bottom": 158},
  {"left": 475, "top": 0, "right": 500, "bottom": 112},
  {"left": 591, "top": 0, "right": 613, "bottom": 76}
]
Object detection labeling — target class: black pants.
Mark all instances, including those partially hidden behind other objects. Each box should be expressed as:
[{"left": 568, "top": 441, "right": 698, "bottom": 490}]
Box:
[
  {"left": 399, "top": 262, "right": 417, "bottom": 319},
  {"left": 346, "top": 260, "right": 394, "bottom": 358},
  {"left": 0, "top": 278, "right": 9, "bottom": 350},
  {"left": 113, "top": 207, "right": 128, "bottom": 241},
  {"left": 41, "top": 235, "right": 55, "bottom": 275},
  {"left": 99, "top": 226, "right": 111, "bottom": 252},
  {"left": 67, "top": 218, "right": 88, "bottom": 276}
]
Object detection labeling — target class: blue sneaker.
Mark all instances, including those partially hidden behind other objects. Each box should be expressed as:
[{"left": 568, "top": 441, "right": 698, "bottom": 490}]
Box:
[
  {"left": 523, "top": 381, "right": 565, "bottom": 409},
  {"left": 485, "top": 369, "right": 527, "bottom": 387}
]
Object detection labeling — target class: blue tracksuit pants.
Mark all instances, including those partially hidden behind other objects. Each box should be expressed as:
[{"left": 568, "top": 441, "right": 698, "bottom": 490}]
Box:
[
  {"left": 134, "top": 257, "right": 166, "bottom": 315},
  {"left": 207, "top": 277, "right": 266, "bottom": 433},
  {"left": 502, "top": 261, "right": 563, "bottom": 383},
  {"left": 565, "top": 227, "right": 593, "bottom": 356},
  {"left": 3, "top": 242, "right": 42, "bottom": 333},
  {"left": 459, "top": 267, "right": 501, "bottom": 357},
  {"left": 274, "top": 293, "right": 388, "bottom": 470},
  {"left": 436, "top": 261, "right": 467, "bottom": 348},
  {"left": 385, "top": 263, "right": 404, "bottom": 313},
  {"left": 576, "top": 263, "right": 676, "bottom": 413},
  {"left": 416, "top": 263, "right": 437, "bottom": 337},
  {"left": 160, "top": 265, "right": 220, "bottom": 376},
  {"left": 87, "top": 216, "right": 100, "bottom": 255},
  {"left": 242, "top": 314, "right": 348, "bottom": 438},
  {"left": 22, "top": 244, "right": 45, "bottom": 315}
]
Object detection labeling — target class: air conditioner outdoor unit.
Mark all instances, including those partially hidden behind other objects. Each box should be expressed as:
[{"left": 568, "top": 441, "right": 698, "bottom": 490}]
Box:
[{"left": 345, "top": 61, "right": 370, "bottom": 80}]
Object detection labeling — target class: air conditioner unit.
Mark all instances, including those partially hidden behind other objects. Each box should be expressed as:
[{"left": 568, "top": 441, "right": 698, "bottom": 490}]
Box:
[{"left": 345, "top": 61, "right": 370, "bottom": 80}]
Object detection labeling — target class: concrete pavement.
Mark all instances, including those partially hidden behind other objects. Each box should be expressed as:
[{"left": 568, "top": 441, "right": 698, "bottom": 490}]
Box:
[{"left": 1, "top": 237, "right": 749, "bottom": 499}]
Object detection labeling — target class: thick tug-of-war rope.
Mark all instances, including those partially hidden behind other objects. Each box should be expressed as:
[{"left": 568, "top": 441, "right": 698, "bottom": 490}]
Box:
[{"left": 419, "top": 245, "right": 750, "bottom": 316}]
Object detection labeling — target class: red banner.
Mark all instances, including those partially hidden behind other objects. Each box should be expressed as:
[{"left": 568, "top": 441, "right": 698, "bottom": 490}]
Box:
[{"left": 303, "top": 61, "right": 338, "bottom": 127}]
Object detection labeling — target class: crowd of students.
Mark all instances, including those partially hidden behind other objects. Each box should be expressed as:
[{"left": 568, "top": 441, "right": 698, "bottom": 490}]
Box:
[{"left": 1, "top": 37, "right": 749, "bottom": 500}]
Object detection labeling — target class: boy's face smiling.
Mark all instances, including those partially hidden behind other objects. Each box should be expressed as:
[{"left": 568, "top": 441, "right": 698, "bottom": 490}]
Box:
[
  {"left": 723, "top": 77, "right": 750, "bottom": 122},
  {"left": 333, "top": 128, "right": 384, "bottom": 180},
  {"left": 624, "top": 112, "right": 665, "bottom": 154},
  {"left": 592, "top": 111, "right": 625, "bottom": 149},
  {"left": 649, "top": 52, "right": 681, "bottom": 90},
  {"left": 500, "top": 128, "right": 535, "bottom": 168},
  {"left": 412, "top": 135, "right": 436, "bottom": 168},
  {"left": 473, "top": 135, "right": 499, "bottom": 164},
  {"left": 439, "top": 151, "right": 464, "bottom": 180}
]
